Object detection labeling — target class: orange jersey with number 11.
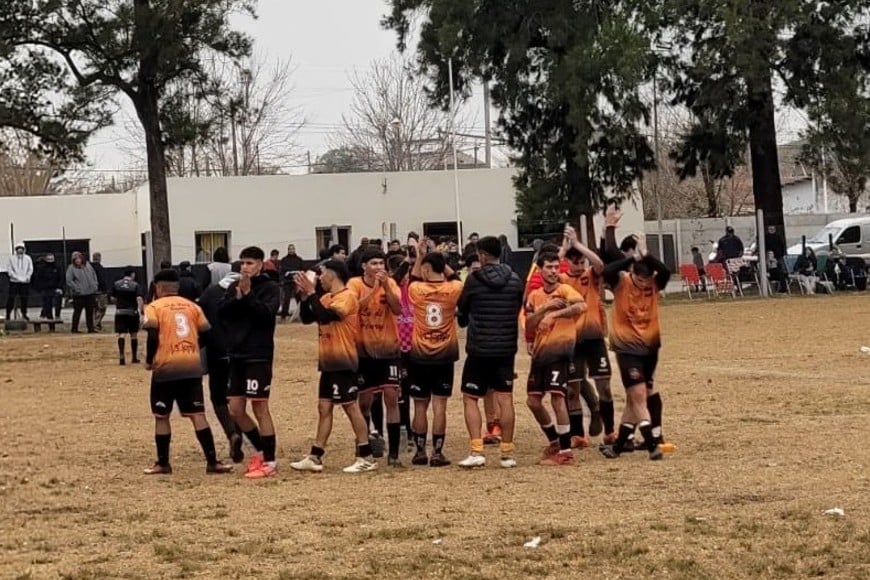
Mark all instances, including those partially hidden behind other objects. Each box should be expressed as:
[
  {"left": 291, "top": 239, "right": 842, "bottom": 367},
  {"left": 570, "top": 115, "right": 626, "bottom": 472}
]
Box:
[
  {"left": 408, "top": 279, "right": 464, "bottom": 364},
  {"left": 143, "top": 296, "right": 210, "bottom": 382}
]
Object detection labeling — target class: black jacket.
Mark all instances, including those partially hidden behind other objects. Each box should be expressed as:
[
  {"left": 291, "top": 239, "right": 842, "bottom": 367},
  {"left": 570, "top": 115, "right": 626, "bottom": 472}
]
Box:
[
  {"left": 32, "top": 260, "right": 64, "bottom": 292},
  {"left": 279, "top": 254, "right": 305, "bottom": 286},
  {"left": 91, "top": 262, "right": 108, "bottom": 293},
  {"left": 217, "top": 275, "right": 280, "bottom": 361},
  {"left": 178, "top": 271, "right": 202, "bottom": 301},
  {"left": 457, "top": 263, "right": 524, "bottom": 358},
  {"left": 198, "top": 283, "right": 230, "bottom": 358}
]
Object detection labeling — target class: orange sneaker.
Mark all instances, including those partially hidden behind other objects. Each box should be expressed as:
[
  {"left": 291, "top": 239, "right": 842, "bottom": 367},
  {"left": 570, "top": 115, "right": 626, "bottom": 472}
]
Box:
[
  {"left": 570, "top": 436, "right": 590, "bottom": 449},
  {"left": 244, "top": 462, "right": 277, "bottom": 479},
  {"left": 540, "top": 441, "right": 559, "bottom": 459},
  {"left": 483, "top": 430, "right": 500, "bottom": 445},
  {"left": 491, "top": 424, "right": 503, "bottom": 438},
  {"left": 245, "top": 453, "right": 264, "bottom": 474},
  {"left": 603, "top": 433, "right": 618, "bottom": 445},
  {"left": 539, "top": 451, "right": 575, "bottom": 466}
]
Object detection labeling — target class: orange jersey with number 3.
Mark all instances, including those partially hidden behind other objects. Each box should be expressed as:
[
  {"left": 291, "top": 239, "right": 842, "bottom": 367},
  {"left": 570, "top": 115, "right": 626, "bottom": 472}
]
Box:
[
  {"left": 408, "top": 279, "right": 464, "bottom": 364},
  {"left": 143, "top": 296, "right": 210, "bottom": 382},
  {"left": 347, "top": 277, "right": 401, "bottom": 359},
  {"left": 610, "top": 272, "right": 661, "bottom": 355},
  {"left": 318, "top": 289, "right": 360, "bottom": 372},
  {"left": 525, "top": 284, "right": 584, "bottom": 365},
  {"left": 560, "top": 269, "right": 606, "bottom": 341}
]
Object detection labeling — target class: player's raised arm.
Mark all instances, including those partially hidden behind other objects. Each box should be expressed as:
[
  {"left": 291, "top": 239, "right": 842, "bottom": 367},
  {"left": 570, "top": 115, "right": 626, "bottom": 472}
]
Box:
[{"left": 296, "top": 272, "right": 343, "bottom": 324}]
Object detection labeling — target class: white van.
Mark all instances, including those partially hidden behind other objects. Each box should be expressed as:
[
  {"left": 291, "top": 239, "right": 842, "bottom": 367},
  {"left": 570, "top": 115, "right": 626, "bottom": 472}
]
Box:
[{"left": 787, "top": 216, "right": 870, "bottom": 265}]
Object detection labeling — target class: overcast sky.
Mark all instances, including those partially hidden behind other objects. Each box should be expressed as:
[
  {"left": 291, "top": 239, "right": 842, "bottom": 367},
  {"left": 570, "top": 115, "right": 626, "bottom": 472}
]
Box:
[{"left": 85, "top": 0, "right": 492, "bottom": 174}]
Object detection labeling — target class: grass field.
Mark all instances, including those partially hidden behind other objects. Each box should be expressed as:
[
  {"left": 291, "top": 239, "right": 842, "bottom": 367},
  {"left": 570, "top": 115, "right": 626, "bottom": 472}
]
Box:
[{"left": 1, "top": 294, "right": 869, "bottom": 579}]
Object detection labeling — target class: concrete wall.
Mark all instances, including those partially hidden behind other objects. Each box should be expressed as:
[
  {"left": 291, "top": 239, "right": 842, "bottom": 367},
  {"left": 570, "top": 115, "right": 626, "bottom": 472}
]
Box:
[
  {"left": 0, "top": 193, "right": 141, "bottom": 271},
  {"left": 784, "top": 179, "right": 870, "bottom": 214},
  {"left": 646, "top": 212, "right": 866, "bottom": 265}
]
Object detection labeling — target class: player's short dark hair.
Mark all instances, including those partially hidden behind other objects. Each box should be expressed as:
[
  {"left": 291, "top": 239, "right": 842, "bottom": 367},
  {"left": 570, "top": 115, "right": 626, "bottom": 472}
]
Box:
[
  {"left": 322, "top": 259, "right": 350, "bottom": 283},
  {"left": 565, "top": 247, "right": 583, "bottom": 261},
  {"left": 123, "top": 267, "right": 137, "bottom": 277},
  {"left": 540, "top": 242, "right": 560, "bottom": 255},
  {"left": 361, "top": 248, "right": 386, "bottom": 264},
  {"left": 536, "top": 251, "right": 561, "bottom": 268},
  {"left": 153, "top": 269, "right": 179, "bottom": 284},
  {"left": 422, "top": 251, "right": 447, "bottom": 274},
  {"left": 231, "top": 261, "right": 242, "bottom": 273},
  {"left": 469, "top": 232, "right": 479, "bottom": 238},
  {"left": 691, "top": 246, "right": 699, "bottom": 253},
  {"left": 390, "top": 239, "right": 401, "bottom": 246},
  {"left": 240, "top": 246, "right": 265, "bottom": 261},
  {"left": 159, "top": 260, "right": 172, "bottom": 270},
  {"left": 270, "top": 249, "right": 279, "bottom": 257},
  {"left": 328, "top": 244, "right": 346, "bottom": 257},
  {"left": 465, "top": 254, "right": 480, "bottom": 269},
  {"left": 387, "top": 254, "right": 405, "bottom": 273},
  {"left": 476, "top": 236, "right": 501, "bottom": 259},
  {"left": 407, "top": 231, "right": 419, "bottom": 242},
  {"left": 633, "top": 256, "right": 661, "bottom": 278},
  {"left": 620, "top": 235, "right": 639, "bottom": 253}
]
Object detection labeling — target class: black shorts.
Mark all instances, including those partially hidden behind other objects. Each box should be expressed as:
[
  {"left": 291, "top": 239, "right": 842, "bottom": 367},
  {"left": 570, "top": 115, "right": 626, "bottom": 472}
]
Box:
[
  {"left": 408, "top": 362, "right": 454, "bottom": 400},
  {"left": 114, "top": 313, "right": 140, "bottom": 334},
  {"left": 228, "top": 360, "right": 273, "bottom": 400},
  {"left": 615, "top": 351, "right": 659, "bottom": 389},
  {"left": 570, "top": 339, "right": 612, "bottom": 380},
  {"left": 460, "top": 356, "right": 516, "bottom": 398},
  {"left": 319, "top": 371, "right": 359, "bottom": 404},
  {"left": 150, "top": 378, "right": 206, "bottom": 417},
  {"left": 357, "top": 358, "right": 402, "bottom": 392},
  {"left": 527, "top": 361, "right": 570, "bottom": 398}
]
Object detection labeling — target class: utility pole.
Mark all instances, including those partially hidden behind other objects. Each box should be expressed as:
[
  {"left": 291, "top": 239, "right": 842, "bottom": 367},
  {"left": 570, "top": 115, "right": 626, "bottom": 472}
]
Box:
[
  {"left": 483, "top": 81, "right": 493, "bottom": 168},
  {"left": 240, "top": 69, "right": 252, "bottom": 175},
  {"left": 448, "top": 58, "right": 463, "bottom": 243},
  {"left": 653, "top": 69, "right": 665, "bottom": 263}
]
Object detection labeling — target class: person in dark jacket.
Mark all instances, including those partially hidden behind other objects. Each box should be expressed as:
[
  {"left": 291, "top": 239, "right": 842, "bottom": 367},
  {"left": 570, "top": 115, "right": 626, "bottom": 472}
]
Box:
[
  {"left": 218, "top": 247, "right": 280, "bottom": 479},
  {"left": 456, "top": 236, "right": 524, "bottom": 469},
  {"left": 33, "top": 253, "right": 64, "bottom": 319},
  {"left": 715, "top": 226, "right": 744, "bottom": 263},
  {"left": 279, "top": 244, "right": 305, "bottom": 321},
  {"left": 178, "top": 261, "right": 202, "bottom": 301},
  {"left": 91, "top": 252, "right": 109, "bottom": 331},
  {"left": 199, "top": 261, "right": 243, "bottom": 463}
]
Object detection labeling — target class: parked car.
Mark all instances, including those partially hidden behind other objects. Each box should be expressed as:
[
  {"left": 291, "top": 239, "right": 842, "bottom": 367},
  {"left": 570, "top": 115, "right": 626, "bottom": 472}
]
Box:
[{"left": 787, "top": 216, "right": 870, "bottom": 266}]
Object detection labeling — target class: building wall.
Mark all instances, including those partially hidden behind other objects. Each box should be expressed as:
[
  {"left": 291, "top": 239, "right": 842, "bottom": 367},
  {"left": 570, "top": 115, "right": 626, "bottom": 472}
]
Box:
[
  {"left": 783, "top": 180, "right": 870, "bottom": 214},
  {"left": 0, "top": 193, "right": 141, "bottom": 271}
]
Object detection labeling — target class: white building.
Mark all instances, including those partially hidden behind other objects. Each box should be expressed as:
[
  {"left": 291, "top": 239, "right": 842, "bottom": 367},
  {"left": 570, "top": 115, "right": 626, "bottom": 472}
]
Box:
[{"left": 1, "top": 168, "right": 644, "bottom": 269}]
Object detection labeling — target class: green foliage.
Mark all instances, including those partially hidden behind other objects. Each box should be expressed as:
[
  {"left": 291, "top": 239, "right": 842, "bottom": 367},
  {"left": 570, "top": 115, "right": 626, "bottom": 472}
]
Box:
[
  {"left": 314, "top": 147, "right": 379, "bottom": 174},
  {"left": 384, "top": 0, "right": 657, "bottom": 226}
]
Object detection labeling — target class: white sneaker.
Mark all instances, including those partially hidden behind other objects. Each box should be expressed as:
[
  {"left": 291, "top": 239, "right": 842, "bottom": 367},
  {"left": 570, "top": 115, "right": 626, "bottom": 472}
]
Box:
[
  {"left": 500, "top": 456, "right": 518, "bottom": 469},
  {"left": 459, "top": 454, "right": 486, "bottom": 469},
  {"left": 342, "top": 457, "right": 378, "bottom": 473},
  {"left": 290, "top": 455, "right": 324, "bottom": 473}
]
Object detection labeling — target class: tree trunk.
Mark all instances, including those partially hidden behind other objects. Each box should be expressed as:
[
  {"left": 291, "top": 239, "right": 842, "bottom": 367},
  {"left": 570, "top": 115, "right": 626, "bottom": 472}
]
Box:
[
  {"left": 135, "top": 85, "right": 172, "bottom": 271},
  {"left": 849, "top": 195, "right": 858, "bottom": 213},
  {"left": 701, "top": 162, "right": 720, "bottom": 217},
  {"left": 745, "top": 67, "right": 785, "bottom": 245}
]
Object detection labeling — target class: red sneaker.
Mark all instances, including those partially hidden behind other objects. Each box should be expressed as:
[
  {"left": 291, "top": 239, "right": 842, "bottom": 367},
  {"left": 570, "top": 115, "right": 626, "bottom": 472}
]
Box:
[
  {"left": 540, "top": 441, "right": 559, "bottom": 459},
  {"left": 539, "top": 451, "right": 575, "bottom": 466},
  {"left": 244, "top": 462, "right": 277, "bottom": 480},
  {"left": 570, "top": 436, "right": 590, "bottom": 449},
  {"left": 603, "top": 433, "right": 618, "bottom": 445},
  {"left": 245, "top": 453, "right": 264, "bottom": 474}
]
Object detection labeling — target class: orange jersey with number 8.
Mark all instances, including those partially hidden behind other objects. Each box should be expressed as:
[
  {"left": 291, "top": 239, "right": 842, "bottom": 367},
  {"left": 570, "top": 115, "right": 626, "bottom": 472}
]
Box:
[
  {"left": 408, "top": 279, "right": 464, "bottom": 364},
  {"left": 143, "top": 296, "right": 210, "bottom": 382}
]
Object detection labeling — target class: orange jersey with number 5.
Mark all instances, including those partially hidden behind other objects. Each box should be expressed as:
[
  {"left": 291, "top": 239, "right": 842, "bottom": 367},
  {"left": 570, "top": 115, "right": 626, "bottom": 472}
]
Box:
[
  {"left": 610, "top": 272, "right": 661, "bottom": 355},
  {"left": 408, "top": 279, "right": 464, "bottom": 364},
  {"left": 143, "top": 296, "right": 210, "bottom": 382},
  {"left": 525, "top": 284, "right": 584, "bottom": 365},
  {"left": 560, "top": 268, "right": 606, "bottom": 341}
]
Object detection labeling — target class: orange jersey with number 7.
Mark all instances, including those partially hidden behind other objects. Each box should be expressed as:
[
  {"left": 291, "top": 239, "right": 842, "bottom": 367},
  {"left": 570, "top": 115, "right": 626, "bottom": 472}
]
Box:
[
  {"left": 525, "top": 284, "right": 584, "bottom": 365},
  {"left": 408, "top": 279, "right": 464, "bottom": 364},
  {"left": 143, "top": 296, "right": 210, "bottom": 382}
]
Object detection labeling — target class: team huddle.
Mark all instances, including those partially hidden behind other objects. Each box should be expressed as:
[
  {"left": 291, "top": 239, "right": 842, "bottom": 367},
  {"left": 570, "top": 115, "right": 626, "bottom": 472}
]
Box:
[{"left": 132, "top": 207, "right": 673, "bottom": 476}]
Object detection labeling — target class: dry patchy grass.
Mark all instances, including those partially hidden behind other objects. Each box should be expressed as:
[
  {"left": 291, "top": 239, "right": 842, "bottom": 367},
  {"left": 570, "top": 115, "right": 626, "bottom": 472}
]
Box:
[{"left": 1, "top": 294, "right": 869, "bottom": 579}]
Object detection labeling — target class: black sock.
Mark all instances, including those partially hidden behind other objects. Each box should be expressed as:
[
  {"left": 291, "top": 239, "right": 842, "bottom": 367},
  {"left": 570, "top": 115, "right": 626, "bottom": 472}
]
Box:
[
  {"left": 131, "top": 338, "right": 139, "bottom": 361},
  {"left": 357, "top": 442, "right": 373, "bottom": 458},
  {"left": 414, "top": 432, "right": 427, "bottom": 454},
  {"left": 615, "top": 422, "right": 635, "bottom": 453},
  {"left": 387, "top": 422, "right": 401, "bottom": 458},
  {"left": 558, "top": 431, "right": 572, "bottom": 451},
  {"left": 647, "top": 392, "right": 663, "bottom": 443},
  {"left": 155, "top": 433, "right": 171, "bottom": 466},
  {"left": 371, "top": 394, "right": 384, "bottom": 434},
  {"left": 639, "top": 421, "right": 657, "bottom": 453},
  {"left": 569, "top": 412, "right": 585, "bottom": 437},
  {"left": 244, "top": 428, "right": 263, "bottom": 451},
  {"left": 262, "top": 434, "right": 276, "bottom": 462},
  {"left": 541, "top": 424, "right": 558, "bottom": 443},
  {"left": 195, "top": 427, "right": 218, "bottom": 464},
  {"left": 310, "top": 445, "right": 325, "bottom": 459},
  {"left": 600, "top": 400, "right": 615, "bottom": 435},
  {"left": 117, "top": 337, "right": 125, "bottom": 359},
  {"left": 432, "top": 434, "right": 445, "bottom": 454}
]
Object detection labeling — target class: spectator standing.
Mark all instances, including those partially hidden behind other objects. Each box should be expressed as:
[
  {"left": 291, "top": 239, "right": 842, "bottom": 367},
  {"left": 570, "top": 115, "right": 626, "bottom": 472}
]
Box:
[
  {"left": 716, "top": 226, "right": 744, "bottom": 263},
  {"left": 5, "top": 242, "right": 34, "bottom": 321},
  {"left": 177, "top": 261, "right": 202, "bottom": 301},
  {"left": 498, "top": 234, "right": 513, "bottom": 269},
  {"left": 387, "top": 240, "right": 404, "bottom": 259},
  {"left": 91, "top": 252, "right": 109, "bottom": 331},
  {"left": 279, "top": 244, "right": 305, "bottom": 321},
  {"left": 690, "top": 247, "right": 706, "bottom": 293},
  {"left": 794, "top": 247, "right": 818, "bottom": 295},
  {"left": 66, "top": 252, "right": 98, "bottom": 333},
  {"left": 348, "top": 237, "right": 370, "bottom": 277},
  {"left": 207, "top": 247, "right": 232, "bottom": 288},
  {"left": 463, "top": 232, "right": 479, "bottom": 258},
  {"left": 32, "top": 253, "right": 64, "bottom": 320}
]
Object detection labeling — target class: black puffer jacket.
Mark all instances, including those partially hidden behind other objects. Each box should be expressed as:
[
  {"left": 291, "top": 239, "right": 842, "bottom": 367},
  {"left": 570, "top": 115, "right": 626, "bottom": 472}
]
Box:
[
  {"left": 458, "top": 263, "right": 524, "bottom": 358},
  {"left": 217, "top": 275, "right": 280, "bottom": 361}
]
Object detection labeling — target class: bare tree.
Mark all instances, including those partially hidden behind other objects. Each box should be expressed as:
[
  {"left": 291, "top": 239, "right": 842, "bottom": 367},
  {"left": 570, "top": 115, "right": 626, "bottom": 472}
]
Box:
[{"left": 333, "top": 56, "right": 465, "bottom": 172}]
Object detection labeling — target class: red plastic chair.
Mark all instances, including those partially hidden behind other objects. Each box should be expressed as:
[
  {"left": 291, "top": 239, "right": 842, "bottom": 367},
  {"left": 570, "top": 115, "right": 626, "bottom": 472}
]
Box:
[
  {"left": 679, "top": 264, "right": 706, "bottom": 299},
  {"left": 705, "top": 262, "right": 735, "bottom": 298}
]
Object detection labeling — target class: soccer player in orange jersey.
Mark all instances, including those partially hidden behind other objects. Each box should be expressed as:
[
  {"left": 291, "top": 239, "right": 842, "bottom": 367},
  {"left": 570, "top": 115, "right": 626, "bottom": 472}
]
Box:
[
  {"left": 560, "top": 225, "right": 614, "bottom": 445},
  {"left": 599, "top": 237, "right": 671, "bottom": 460},
  {"left": 290, "top": 260, "right": 378, "bottom": 473},
  {"left": 524, "top": 252, "right": 587, "bottom": 466},
  {"left": 142, "top": 269, "right": 232, "bottom": 475},
  {"left": 407, "top": 239, "right": 464, "bottom": 467},
  {"left": 347, "top": 249, "right": 405, "bottom": 467}
]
